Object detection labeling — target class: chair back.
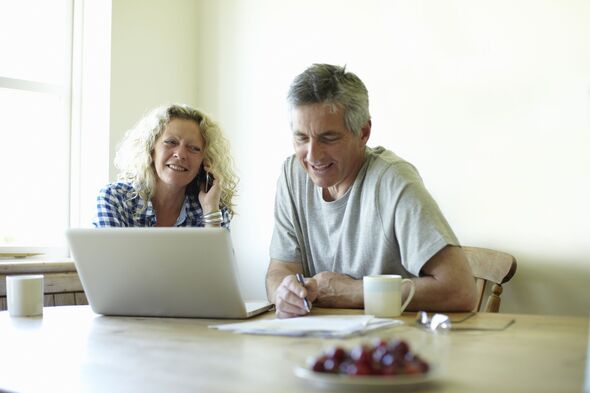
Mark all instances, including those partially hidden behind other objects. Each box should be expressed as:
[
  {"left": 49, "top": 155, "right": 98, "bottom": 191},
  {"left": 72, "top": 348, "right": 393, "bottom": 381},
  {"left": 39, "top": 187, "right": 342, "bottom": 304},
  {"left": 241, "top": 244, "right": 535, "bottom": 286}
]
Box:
[{"left": 463, "top": 246, "right": 517, "bottom": 313}]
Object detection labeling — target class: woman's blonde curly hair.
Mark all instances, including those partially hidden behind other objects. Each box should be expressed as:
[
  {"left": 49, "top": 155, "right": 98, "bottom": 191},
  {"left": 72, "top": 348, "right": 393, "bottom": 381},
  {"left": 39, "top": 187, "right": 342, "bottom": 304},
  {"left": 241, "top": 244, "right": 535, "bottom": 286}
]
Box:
[{"left": 114, "top": 104, "right": 238, "bottom": 216}]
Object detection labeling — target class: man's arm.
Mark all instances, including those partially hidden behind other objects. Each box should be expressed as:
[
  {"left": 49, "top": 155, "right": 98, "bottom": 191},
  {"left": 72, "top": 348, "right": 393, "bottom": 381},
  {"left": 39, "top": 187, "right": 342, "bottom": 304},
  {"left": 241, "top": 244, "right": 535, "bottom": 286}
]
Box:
[
  {"left": 272, "top": 245, "right": 476, "bottom": 312},
  {"left": 310, "top": 271, "right": 363, "bottom": 308},
  {"left": 266, "top": 246, "right": 476, "bottom": 315},
  {"left": 405, "top": 245, "right": 477, "bottom": 311},
  {"left": 265, "top": 259, "right": 318, "bottom": 319},
  {"left": 319, "top": 245, "right": 477, "bottom": 311}
]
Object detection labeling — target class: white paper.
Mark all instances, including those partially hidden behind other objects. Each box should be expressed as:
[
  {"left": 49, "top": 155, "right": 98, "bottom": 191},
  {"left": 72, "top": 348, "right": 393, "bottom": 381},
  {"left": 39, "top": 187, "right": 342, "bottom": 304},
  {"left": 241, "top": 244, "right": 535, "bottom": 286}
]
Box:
[{"left": 209, "top": 315, "right": 403, "bottom": 338}]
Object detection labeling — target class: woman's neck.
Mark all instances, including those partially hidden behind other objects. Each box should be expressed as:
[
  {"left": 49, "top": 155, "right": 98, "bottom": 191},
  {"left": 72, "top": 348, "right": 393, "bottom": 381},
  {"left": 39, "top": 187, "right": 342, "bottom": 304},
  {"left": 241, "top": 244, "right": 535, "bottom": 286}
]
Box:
[{"left": 151, "top": 186, "right": 186, "bottom": 227}]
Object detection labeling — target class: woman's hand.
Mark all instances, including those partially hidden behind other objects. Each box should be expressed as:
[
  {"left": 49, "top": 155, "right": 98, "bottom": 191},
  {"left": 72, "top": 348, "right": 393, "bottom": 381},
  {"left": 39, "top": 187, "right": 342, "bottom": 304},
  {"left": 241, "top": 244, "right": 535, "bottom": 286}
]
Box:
[{"left": 198, "top": 173, "right": 222, "bottom": 215}]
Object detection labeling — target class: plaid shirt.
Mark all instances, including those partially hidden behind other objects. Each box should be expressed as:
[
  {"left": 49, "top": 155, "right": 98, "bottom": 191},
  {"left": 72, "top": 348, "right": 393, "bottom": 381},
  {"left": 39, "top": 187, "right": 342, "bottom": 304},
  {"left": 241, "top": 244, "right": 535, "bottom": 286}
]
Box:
[{"left": 92, "top": 182, "right": 231, "bottom": 228}]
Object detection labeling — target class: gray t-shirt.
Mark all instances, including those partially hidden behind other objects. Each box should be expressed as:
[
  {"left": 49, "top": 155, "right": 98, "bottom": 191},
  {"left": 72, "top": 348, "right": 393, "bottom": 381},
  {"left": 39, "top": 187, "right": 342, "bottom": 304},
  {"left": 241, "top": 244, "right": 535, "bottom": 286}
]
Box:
[{"left": 269, "top": 146, "right": 459, "bottom": 278}]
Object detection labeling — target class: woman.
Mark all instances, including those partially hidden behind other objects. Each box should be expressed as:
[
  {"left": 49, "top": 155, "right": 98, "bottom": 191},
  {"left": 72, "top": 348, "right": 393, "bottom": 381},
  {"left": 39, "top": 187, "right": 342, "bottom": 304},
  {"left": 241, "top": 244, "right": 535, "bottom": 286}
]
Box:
[{"left": 93, "top": 104, "right": 237, "bottom": 228}]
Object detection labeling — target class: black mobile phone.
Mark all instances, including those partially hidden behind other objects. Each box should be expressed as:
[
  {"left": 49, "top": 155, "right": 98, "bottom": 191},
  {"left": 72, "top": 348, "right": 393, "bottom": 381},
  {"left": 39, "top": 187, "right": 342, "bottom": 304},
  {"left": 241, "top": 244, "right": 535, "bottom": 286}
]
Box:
[{"left": 197, "top": 168, "right": 214, "bottom": 192}]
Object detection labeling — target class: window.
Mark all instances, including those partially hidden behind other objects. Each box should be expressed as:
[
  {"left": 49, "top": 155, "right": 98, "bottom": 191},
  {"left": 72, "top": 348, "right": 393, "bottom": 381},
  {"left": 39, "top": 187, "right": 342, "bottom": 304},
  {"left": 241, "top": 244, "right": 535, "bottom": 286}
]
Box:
[
  {"left": 0, "top": 0, "right": 110, "bottom": 258},
  {"left": 0, "top": 0, "right": 72, "bottom": 256}
]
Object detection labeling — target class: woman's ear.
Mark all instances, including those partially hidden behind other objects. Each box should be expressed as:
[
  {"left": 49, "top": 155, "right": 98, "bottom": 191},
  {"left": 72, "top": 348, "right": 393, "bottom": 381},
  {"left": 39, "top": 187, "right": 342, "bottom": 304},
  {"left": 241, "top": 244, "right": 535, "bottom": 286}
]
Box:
[{"left": 201, "top": 158, "right": 211, "bottom": 172}]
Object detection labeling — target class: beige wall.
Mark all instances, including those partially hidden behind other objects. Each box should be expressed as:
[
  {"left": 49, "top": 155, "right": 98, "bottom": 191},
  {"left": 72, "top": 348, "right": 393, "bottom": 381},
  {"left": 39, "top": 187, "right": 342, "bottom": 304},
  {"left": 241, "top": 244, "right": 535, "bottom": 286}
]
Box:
[
  {"left": 110, "top": 0, "right": 590, "bottom": 316},
  {"left": 110, "top": 0, "right": 201, "bottom": 178}
]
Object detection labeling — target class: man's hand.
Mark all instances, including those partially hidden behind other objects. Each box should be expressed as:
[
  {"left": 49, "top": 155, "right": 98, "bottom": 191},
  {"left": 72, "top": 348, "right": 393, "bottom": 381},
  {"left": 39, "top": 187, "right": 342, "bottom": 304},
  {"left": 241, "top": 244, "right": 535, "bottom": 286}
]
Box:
[
  {"left": 273, "top": 274, "right": 318, "bottom": 318},
  {"left": 266, "top": 260, "right": 318, "bottom": 319}
]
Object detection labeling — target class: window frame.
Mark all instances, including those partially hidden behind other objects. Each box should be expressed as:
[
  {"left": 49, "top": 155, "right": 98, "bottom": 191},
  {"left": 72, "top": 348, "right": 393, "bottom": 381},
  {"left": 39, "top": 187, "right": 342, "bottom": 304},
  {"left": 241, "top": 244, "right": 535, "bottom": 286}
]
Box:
[{"left": 0, "top": 0, "right": 111, "bottom": 259}]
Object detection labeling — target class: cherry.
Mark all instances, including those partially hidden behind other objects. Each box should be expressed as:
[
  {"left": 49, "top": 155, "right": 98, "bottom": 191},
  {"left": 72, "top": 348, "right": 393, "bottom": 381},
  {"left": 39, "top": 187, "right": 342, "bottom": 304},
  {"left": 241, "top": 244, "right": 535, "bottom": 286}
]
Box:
[
  {"left": 326, "top": 346, "right": 346, "bottom": 363},
  {"left": 349, "top": 362, "right": 373, "bottom": 376},
  {"left": 350, "top": 345, "right": 372, "bottom": 365},
  {"left": 308, "top": 338, "right": 429, "bottom": 377},
  {"left": 312, "top": 356, "right": 327, "bottom": 372},
  {"left": 323, "top": 357, "right": 338, "bottom": 373},
  {"left": 390, "top": 340, "right": 409, "bottom": 357}
]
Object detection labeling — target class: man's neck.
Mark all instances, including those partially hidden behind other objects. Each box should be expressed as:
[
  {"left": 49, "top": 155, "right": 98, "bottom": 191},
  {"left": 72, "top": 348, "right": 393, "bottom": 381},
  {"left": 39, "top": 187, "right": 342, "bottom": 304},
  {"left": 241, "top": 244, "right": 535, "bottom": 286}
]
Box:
[{"left": 322, "top": 151, "right": 367, "bottom": 202}]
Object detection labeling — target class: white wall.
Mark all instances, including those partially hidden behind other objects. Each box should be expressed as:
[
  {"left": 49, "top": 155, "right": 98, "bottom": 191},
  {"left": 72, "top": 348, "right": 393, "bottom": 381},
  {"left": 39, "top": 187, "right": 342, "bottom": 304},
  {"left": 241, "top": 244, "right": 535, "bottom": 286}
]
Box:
[
  {"left": 110, "top": 0, "right": 202, "bottom": 178},
  {"left": 111, "top": 0, "right": 590, "bottom": 316}
]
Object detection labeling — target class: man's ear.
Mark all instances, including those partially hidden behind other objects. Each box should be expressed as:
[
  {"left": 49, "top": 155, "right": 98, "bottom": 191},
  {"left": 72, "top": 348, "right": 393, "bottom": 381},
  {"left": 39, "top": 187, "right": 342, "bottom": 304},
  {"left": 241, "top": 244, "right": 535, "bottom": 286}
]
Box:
[{"left": 359, "top": 120, "right": 371, "bottom": 144}]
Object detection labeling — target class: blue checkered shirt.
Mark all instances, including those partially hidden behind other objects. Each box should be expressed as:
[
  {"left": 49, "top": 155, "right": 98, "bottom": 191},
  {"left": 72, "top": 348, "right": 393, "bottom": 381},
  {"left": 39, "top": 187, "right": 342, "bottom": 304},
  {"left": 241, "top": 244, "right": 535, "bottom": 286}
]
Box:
[{"left": 92, "top": 182, "right": 231, "bottom": 228}]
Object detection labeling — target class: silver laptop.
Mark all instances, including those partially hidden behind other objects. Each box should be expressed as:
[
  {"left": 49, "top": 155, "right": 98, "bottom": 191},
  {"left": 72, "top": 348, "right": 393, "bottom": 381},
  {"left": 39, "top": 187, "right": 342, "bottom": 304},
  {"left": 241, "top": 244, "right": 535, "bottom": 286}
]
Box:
[{"left": 66, "top": 227, "right": 272, "bottom": 319}]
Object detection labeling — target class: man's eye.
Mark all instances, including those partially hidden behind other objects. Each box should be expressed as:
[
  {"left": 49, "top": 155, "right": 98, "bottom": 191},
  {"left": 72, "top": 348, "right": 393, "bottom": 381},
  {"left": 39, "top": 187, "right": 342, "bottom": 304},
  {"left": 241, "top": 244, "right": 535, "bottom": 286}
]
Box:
[
  {"left": 322, "top": 135, "right": 340, "bottom": 143},
  {"left": 295, "top": 135, "right": 309, "bottom": 143}
]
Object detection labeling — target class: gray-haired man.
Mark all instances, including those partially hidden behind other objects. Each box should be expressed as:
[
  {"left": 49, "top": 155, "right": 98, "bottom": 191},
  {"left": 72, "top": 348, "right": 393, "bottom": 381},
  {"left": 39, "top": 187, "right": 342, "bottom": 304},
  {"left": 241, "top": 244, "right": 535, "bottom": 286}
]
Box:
[{"left": 266, "top": 64, "right": 476, "bottom": 318}]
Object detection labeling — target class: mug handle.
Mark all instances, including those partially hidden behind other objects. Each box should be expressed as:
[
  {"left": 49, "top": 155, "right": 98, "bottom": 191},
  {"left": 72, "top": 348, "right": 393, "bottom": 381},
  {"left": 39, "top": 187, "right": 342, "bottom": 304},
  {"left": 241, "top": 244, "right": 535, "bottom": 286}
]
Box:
[{"left": 400, "top": 279, "right": 416, "bottom": 313}]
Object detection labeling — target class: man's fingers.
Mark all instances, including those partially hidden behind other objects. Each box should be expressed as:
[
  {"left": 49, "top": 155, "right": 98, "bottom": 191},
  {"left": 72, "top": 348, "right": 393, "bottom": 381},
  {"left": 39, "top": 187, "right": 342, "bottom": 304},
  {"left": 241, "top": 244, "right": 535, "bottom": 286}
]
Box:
[{"left": 274, "top": 278, "right": 310, "bottom": 318}]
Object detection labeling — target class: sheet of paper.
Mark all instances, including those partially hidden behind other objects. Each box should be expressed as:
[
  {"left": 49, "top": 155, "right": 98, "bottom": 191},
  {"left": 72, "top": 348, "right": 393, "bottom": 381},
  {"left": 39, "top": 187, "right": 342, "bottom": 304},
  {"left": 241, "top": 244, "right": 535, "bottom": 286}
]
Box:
[{"left": 209, "top": 315, "right": 403, "bottom": 338}]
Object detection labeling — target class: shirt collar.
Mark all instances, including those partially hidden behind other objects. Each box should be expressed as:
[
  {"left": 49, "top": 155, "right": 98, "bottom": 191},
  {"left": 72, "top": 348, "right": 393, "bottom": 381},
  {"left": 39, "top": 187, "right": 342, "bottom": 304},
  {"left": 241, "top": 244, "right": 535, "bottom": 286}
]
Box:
[{"left": 145, "top": 195, "right": 189, "bottom": 226}]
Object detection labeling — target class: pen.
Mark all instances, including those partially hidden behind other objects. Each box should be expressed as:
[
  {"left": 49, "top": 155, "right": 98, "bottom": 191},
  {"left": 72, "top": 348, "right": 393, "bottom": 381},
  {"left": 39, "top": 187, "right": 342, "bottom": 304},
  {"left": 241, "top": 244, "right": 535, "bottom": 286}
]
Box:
[{"left": 295, "top": 273, "right": 311, "bottom": 312}]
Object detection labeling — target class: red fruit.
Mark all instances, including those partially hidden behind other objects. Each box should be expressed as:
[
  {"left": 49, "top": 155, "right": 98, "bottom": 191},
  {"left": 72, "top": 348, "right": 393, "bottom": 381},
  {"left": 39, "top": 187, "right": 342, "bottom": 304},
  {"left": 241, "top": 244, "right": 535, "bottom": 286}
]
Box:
[
  {"left": 372, "top": 338, "right": 389, "bottom": 348},
  {"left": 327, "top": 346, "right": 346, "bottom": 363},
  {"left": 372, "top": 345, "right": 386, "bottom": 362},
  {"left": 338, "top": 360, "right": 355, "bottom": 375},
  {"left": 413, "top": 357, "right": 430, "bottom": 373},
  {"left": 390, "top": 340, "right": 409, "bottom": 357},
  {"left": 323, "top": 358, "right": 338, "bottom": 373},
  {"left": 380, "top": 352, "right": 395, "bottom": 367},
  {"left": 350, "top": 362, "right": 373, "bottom": 376},
  {"left": 350, "top": 345, "right": 372, "bottom": 365},
  {"left": 380, "top": 363, "right": 404, "bottom": 376},
  {"left": 310, "top": 338, "right": 429, "bottom": 377},
  {"left": 403, "top": 362, "right": 422, "bottom": 375},
  {"left": 312, "top": 356, "right": 327, "bottom": 372}
]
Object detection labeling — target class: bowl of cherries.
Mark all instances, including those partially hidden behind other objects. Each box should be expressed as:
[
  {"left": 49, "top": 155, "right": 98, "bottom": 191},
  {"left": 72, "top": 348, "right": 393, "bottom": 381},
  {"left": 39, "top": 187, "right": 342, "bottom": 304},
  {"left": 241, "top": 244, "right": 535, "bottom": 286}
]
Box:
[{"left": 295, "top": 339, "right": 434, "bottom": 388}]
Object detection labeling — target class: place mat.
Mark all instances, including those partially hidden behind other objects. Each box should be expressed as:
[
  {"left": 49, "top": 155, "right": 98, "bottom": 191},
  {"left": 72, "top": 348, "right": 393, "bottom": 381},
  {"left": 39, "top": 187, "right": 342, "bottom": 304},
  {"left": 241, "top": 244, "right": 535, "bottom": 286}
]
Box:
[{"left": 451, "top": 316, "right": 515, "bottom": 331}]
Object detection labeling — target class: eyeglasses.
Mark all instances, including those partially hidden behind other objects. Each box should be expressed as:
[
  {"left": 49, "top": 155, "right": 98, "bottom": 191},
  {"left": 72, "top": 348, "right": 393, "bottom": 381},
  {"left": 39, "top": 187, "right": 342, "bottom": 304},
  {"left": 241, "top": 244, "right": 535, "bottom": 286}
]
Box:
[{"left": 415, "top": 311, "right": 452, "bottom": 332}]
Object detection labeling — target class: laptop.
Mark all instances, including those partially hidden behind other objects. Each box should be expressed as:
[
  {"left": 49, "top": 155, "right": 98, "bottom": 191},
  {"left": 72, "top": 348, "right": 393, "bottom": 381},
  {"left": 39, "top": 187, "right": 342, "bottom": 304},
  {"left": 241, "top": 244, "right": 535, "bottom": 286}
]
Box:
[{"left": 65, "top": 227, "right": 273, "bottom": 319}]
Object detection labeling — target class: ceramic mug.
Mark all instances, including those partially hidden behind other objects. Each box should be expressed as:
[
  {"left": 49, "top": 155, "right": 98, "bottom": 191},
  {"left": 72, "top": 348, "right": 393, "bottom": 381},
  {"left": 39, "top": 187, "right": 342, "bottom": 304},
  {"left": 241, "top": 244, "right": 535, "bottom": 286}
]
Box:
[
  {"left": 7, "top": 275, "right": 44, "bottom": 317},
  {"left": 363, "top": 274, "right": 416, "bottom": 317}
]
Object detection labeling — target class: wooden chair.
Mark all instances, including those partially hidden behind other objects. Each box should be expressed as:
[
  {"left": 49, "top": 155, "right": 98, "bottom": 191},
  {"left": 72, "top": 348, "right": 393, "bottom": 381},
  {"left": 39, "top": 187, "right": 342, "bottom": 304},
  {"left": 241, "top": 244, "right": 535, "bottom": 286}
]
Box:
[{"left": 463, "top": 246, "right": 517, "bottom": 313}]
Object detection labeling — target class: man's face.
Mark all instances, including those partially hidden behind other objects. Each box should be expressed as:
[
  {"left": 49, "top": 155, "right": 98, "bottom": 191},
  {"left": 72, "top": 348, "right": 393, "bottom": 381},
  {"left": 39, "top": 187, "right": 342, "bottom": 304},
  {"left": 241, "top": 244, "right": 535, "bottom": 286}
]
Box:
[{"left": 291, "top": 104, "right": 370, "bottom": 201}]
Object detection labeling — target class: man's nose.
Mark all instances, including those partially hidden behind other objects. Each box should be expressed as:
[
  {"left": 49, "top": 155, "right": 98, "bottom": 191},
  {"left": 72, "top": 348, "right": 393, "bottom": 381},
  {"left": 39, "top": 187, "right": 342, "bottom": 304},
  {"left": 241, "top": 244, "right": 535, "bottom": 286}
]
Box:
[{"left": 306, "top": 139, "right": 322, "bottom": 162}]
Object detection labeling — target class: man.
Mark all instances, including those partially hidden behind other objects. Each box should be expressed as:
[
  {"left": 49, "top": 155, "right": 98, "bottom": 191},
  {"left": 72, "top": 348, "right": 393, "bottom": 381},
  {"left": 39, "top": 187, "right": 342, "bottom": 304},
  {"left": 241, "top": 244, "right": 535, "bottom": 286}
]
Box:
[{"left": 266, "top": 64, "right": 477, "bottom": 318}]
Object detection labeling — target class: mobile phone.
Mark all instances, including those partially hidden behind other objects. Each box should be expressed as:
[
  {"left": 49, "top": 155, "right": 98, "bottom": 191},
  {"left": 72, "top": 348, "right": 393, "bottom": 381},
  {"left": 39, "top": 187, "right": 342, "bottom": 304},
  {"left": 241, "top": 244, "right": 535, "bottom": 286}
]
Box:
[{"left": 197, "top": 168, "right": 214, "bottom": 192}]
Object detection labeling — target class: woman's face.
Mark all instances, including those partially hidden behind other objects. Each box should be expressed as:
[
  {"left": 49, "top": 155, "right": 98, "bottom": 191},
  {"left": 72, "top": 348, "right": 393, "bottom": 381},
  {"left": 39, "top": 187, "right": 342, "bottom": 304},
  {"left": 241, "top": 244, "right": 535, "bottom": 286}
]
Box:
[{"left": 152, "top": 118, "right": 205, "bottom": 193}]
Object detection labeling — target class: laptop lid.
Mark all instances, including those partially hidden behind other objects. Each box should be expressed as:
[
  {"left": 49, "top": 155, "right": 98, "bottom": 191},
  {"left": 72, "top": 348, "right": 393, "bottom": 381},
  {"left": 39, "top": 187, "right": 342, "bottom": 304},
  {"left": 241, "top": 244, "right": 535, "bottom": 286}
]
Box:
[{"left": 66, "top": 227, "right": 272, "bottom": 319}]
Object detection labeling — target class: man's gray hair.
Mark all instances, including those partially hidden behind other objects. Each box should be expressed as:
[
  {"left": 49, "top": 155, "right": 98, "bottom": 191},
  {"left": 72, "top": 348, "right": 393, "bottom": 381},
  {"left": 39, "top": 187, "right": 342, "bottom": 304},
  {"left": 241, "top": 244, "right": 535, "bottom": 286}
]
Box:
[{"left": 287, "top": 64, "right": 370, "bottom": 135}]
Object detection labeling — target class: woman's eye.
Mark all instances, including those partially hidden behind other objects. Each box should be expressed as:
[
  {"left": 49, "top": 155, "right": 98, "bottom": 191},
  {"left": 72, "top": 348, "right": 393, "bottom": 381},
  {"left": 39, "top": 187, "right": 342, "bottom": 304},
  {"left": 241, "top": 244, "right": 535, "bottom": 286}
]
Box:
[
  {"left": 164, "top": 139, "right": 177, "bottom": 145},
  {"left": 189, "top": 146, "right": 201, "bottom": 153}
]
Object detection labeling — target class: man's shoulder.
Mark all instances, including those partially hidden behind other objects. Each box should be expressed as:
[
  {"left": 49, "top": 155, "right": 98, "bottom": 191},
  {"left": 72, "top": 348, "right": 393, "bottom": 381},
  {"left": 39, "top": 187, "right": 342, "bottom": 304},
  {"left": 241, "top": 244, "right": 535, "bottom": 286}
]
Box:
[
  {"left": 367, "top": 146, "right": 404, "bottom": 164},
  {"left": 280, "top": 155, "right": 307, "bottom": 182},
  {"left": 366, "top": 146, "right": 420, "bottom": 181}
]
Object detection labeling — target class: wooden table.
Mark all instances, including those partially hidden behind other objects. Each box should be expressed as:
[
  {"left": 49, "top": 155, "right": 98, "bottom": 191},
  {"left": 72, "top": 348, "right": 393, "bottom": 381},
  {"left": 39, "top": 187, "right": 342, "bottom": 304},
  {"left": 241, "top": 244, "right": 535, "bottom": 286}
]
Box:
[{"left": 0, "top": 306, "right": 586, "bottom": 393}]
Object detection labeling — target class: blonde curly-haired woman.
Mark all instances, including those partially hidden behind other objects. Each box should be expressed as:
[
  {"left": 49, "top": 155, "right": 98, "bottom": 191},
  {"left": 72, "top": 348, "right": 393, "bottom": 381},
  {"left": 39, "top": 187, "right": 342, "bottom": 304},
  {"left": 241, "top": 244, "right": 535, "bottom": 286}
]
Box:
[{"left": 93, "top": 104, "right": 238, "bottom": 228}]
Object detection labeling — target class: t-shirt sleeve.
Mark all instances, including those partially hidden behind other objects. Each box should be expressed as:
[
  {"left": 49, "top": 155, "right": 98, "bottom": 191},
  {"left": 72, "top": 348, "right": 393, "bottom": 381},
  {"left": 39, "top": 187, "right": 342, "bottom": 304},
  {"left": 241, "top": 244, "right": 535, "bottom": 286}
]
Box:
[
  {"left": 92, "top": 185, "right": 129, "bottom": 227},
  {"left": 269, "top": 161, "right": 302, "bottom": 263},
  {"left": 381, "top": 163, "right": 459, "bottom": 276}
]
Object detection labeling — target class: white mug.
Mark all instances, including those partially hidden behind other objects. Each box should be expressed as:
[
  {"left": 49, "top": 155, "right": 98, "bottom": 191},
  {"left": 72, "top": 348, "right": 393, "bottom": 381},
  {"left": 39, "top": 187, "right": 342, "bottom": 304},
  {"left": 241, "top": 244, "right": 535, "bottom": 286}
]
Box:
[
  {"left": 363, "top": 275, "right": 416, "bottom": 317},
  {"left": 7, "top": 275, "right": 44, "bottom": 317}
]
